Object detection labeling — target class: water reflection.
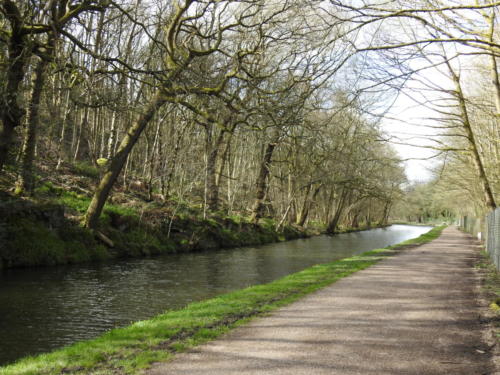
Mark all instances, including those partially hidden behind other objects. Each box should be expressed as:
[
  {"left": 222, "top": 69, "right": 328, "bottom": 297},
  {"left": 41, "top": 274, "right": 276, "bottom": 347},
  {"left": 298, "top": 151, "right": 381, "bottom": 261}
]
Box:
[{"left": 0, "top": 224, "right": 431, "bottom": 365}]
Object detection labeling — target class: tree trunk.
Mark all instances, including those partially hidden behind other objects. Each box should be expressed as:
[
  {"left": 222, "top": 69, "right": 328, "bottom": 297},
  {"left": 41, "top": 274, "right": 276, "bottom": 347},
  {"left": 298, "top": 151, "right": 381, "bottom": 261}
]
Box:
[
  {"left": 84, "top": 92, "right": 166, "bottom": 229},
  {"left": 0, "top": 28, "right": 28, "bottom": 172},
  {"left": 73, "top": 108, "right": 88, "bottom": 161},
  {"left": 205, "top": 127, "right": 225, "bottom": 212},
  {"left": 163, "top": 120, "right": 188, "bottom": 199},
  {"left": 326, "top": 208, "right": 342, "bottom": 234},
  {"left": 215, "top": 124, "right": 235, "bottom": 188},
  {"left": 491, "top": 54, "right": 500, "bottom": 115},
  {"left": 147, "top": 117, "right": 161, "bottom": 201},
  {"left": 326, "top": 188, "right": 348, "bottom": 234},
  {"left": 350, "top": 211, "right": 360, "bottom": 228},
  {"left": 287, "top": 174, "right": 297, "bottom": 224},
  {"left": 56, "top": 90, "right": 71, "bottom": 170},
  {"left": 250, "top": 138, "right": 277, "bottom": 222},
  {"left": 447, "top": 62, "right": 497, "bottom": 209},
  {"left": 295, "top": 184, "right": 311, "bottom": 227},
  {"left": 15, "top": 59, "right": 47, "bottom": 195},
  {"left": 487, "top": 9, "right": 500, "bottom": 115},
  {"left": 381, "top": 201, "right": 391, "bottom": 225},
  {"left": 107, "top": 110, "right": 118, "bottom": 159}
]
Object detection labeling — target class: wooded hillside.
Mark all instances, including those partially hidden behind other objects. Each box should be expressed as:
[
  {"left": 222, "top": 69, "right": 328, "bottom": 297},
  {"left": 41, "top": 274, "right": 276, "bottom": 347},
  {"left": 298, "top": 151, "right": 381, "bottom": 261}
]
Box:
[{"left": 0, "top": 0, "right": 498, "bottom": 243}]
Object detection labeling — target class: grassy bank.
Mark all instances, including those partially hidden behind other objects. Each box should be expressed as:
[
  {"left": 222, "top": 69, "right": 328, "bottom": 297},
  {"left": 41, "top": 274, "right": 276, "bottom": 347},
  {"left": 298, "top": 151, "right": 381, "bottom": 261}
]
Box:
[
  {"left": 0, "top": 160, "right": 309, "bottom": 269},
  {"left": 0, "top": 225, "right": 446, "bottom": 375},
  {"left": 479, "top": 252, "right": 500, "bottom": 309},
  {"left": 475, "top": 249, "right": 500, "bottom": 344},
  {"left": 0, "top": 189, "right": 306, "bottom": 269}
]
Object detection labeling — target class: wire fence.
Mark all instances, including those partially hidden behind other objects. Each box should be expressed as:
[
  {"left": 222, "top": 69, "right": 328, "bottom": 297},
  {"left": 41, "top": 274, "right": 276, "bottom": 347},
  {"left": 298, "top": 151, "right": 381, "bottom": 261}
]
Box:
[{"left": 460, "top": 208, "right": 500, "bottom": 270}]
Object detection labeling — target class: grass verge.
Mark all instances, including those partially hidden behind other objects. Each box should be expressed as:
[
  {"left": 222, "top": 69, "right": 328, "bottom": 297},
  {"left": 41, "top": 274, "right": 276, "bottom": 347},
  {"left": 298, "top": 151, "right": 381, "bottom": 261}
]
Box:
[
  {"left": 476, "top": 249, "right": 500, "bottom": 343},
  {"left": 0, "top": 225, "right": 446, "bottom": 375}
]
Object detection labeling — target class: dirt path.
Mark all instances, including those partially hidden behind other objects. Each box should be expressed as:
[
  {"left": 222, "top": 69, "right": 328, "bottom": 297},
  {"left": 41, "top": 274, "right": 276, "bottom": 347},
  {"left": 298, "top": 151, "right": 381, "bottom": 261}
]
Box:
[{"left": 148, "top": 227, "right": 496, "bottom": 375}]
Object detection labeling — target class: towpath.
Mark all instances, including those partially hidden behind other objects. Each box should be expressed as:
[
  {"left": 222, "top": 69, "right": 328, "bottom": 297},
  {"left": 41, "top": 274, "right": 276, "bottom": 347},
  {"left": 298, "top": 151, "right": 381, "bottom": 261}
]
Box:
[{"left": 148, "top": 227, "right": 496, "bottom": 375}]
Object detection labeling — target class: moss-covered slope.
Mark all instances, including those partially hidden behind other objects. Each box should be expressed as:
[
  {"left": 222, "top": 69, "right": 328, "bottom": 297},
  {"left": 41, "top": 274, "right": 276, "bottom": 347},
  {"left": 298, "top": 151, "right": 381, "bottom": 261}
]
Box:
[{"left": 0, "top": 191, "right": 306, "bottom": 269}]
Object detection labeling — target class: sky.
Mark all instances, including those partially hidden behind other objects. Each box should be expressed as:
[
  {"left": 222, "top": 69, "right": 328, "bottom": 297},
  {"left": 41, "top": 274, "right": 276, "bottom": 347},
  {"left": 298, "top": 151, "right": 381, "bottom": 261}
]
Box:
[
  {"left": 352, "top": 1, "right": 485, "bottom": 184},
  {"left": 380, "top": 82, "right": 445, "bottom": 183},
  {"left": 379, "top": 58, "right": 456, "bottom": 183},
  {"left": 382, "top": 114, "right": 437, "bottom": 183}
]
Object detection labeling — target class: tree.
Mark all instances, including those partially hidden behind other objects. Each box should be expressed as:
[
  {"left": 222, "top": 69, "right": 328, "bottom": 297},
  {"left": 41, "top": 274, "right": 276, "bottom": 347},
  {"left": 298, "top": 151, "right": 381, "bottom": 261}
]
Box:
[
  {"left": 83, "top": 0, "right": 300, "bottom": 228},
  {"left": 326, "top": 0, "right": 500, "bottom": 211},
  {"left": 0, "top": 0, "right": 107, "bottom": 173}
]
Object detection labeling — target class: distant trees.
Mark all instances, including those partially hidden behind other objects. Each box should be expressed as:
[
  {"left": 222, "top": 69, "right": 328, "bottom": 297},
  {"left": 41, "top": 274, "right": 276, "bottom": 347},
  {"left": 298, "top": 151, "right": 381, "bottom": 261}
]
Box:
[{"left": 392, "top": 181, "right": 456, "bottom": 224}]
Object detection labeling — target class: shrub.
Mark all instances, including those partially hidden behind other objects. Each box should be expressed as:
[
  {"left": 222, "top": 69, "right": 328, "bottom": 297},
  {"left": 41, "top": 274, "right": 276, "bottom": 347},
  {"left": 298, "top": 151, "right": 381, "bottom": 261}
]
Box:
[{"left": 73, "top": 161, "right": 100, "bottom": 179}]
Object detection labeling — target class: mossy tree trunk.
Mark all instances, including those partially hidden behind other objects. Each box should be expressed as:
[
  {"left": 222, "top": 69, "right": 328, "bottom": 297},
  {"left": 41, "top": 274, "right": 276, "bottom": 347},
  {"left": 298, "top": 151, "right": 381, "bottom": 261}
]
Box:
[
  {"left": 250, "top": 137, "right": 278, "bottom": 222},
  {"left": 326, "top": 188, "right": 349, "bottom": 234},
  {"left": 15, "top": 58, "right": 48, "bottom": 195},
  {"left": 350, "top": 211, "right": 360, "bottom": 229},
  {"left": 381, "top": 201, "right": 391, "bottom": 225},
  {"left": 84, "top": 92, "right": 166, "bottom": 229},
  {"left": 205, "top": 126, "right": 227, "bottom": 212},
  {"left": 297, "top": 184, "right": 321, "bottom": 227},
  {"left": 0, "top": 1, "right": 28, "bottom": 172},
  {"left": 296, "top": 184, "right": 312, "bottom": 227},
  {"left": 163, "top": 121, "right": 187, "bottom": 199},
  {"left": 215, "top": 127, "right": 234, "bottom": 188}
]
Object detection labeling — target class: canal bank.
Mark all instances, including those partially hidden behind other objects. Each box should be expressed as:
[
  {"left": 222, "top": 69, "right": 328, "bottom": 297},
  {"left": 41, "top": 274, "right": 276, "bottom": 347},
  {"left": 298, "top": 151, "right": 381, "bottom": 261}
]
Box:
[
  {"left": 0, "top": 225, "right": 442, "bottom": 374},
  {"left": 0, "top": 194, "right": 308, "bottom": 269}
]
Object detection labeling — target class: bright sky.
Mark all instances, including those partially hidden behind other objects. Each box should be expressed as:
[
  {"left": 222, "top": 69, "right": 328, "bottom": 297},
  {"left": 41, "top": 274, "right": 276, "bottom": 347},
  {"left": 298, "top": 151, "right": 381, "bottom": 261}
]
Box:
[
  {"left": 380, "top": 57, "right": 456, "bottom": 183},
  {"left": 382, "top": 106, "right": 438, "bottom": 183},
  {"left": 356, "top": 1, "right": 487, "bottom": 184}
]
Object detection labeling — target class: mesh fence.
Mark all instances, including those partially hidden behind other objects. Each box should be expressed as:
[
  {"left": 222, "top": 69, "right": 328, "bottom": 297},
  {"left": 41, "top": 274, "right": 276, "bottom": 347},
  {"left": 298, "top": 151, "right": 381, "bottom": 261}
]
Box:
[
  {"left": 459, "top": 216, "right": 484, "bottom": 240},
  {"left": 486, "top": 208, "right": 500, "bottom": 269},
  {"left": 461, "top": 208, "right": 500, "bottom": 270}
]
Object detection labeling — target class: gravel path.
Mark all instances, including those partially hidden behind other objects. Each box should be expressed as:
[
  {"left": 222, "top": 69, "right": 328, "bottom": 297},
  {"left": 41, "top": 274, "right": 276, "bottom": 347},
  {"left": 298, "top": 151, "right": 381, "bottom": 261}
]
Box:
[{"left": 148, "top": 227, "right": 496, "bottom": 375}]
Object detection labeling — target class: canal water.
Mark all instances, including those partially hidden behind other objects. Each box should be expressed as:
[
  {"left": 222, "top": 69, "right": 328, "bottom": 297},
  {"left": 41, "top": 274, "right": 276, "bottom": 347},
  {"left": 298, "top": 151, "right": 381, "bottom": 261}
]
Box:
[{"left": 0, "top": 224, "right": 431, "bottom": 365}]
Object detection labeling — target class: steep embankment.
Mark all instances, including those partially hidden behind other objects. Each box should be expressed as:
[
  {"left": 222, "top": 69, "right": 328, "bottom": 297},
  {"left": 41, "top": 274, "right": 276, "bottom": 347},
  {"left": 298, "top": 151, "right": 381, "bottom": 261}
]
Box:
[
  {"left": 0, "top": 191, "right": 306, "bottom": 269},
  {"left": 0, "top": 159, "right": 308, "bottom": 269}
]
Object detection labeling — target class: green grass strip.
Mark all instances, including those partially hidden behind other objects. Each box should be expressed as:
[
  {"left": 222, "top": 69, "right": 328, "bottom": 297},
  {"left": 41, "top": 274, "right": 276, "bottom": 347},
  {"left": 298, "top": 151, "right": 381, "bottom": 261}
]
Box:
[{"left": 1, "top": 225, "right": 446, "bottom": 375}]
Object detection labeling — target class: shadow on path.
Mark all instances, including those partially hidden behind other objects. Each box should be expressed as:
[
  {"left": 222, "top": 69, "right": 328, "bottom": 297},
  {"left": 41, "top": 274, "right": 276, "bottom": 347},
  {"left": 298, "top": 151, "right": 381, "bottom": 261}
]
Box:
[{"left": 148, "top": 227, "right": 495, "bottom": 375}]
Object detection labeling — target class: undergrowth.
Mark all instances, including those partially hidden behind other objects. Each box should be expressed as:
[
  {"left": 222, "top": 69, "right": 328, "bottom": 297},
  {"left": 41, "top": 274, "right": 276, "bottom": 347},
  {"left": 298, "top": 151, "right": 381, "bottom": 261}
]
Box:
[
  {"left": 0, "top": 184, "right": 306, "bottom": 268},
  {"left": 476, "top": 250, "right": 500, "bottom": 341}
]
